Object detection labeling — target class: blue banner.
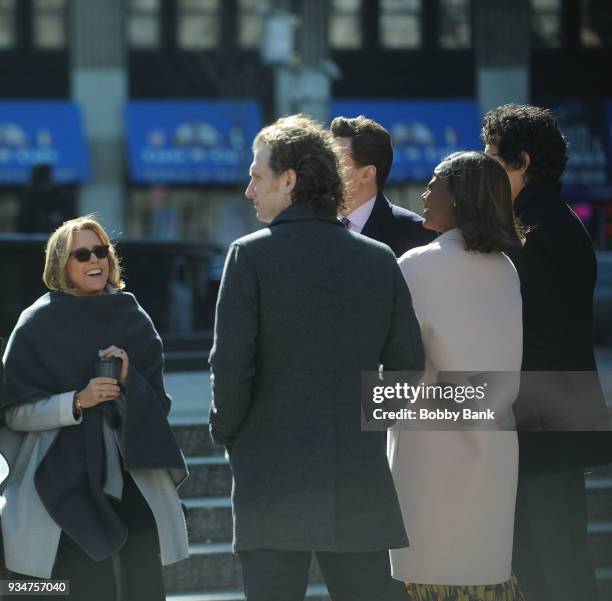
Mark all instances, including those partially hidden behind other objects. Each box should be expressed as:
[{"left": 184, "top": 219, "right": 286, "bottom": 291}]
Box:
[
  {"left": 125, "top": 100, "right": 263, "bottom": 184},
  {"left": 0, "top": 102, "right": 90, "bottom": 185},
  {"left": 330, "top": 99, "right": 483, "bottom": 182},
  {"left": 544, "top": 99, "right": 610, "bottom": 188}
]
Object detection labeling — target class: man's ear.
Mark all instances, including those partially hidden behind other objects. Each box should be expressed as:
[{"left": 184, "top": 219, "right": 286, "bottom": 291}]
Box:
[
  {"left": 361, "top": 165, "right": 377, "bottom": 186},
  {"left": 519, "top": 151, "right": 531, "bottom": 176},
  {"left": 283, "top": 169, "right": 297, "bottom": 195}
]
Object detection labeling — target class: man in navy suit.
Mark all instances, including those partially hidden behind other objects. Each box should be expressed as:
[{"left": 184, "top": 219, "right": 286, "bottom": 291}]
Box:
[{"left": 331, "top": 115, "right": 436, "bottom": 256}]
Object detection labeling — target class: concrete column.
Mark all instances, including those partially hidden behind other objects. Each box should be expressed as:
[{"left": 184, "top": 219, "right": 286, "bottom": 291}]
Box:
[
  {"left": 473, "top": 0, "right": 531, "bottom": 114},
  {"left": 70, "top": 0, "right": 127, "bottom": 235},
  {"left": 296, "top": 0, "right": 334, "bottom": 124}
]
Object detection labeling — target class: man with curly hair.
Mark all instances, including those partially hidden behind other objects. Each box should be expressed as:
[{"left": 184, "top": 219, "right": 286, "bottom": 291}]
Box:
[
  {"left": 209, "top": 114, "right": 424, "bottom": 601},
  {"left": 483, "top": 104, "right": 612, "bottom": 601}
]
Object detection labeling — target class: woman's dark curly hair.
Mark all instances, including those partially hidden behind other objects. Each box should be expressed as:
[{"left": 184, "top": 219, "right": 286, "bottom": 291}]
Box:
[
  {"left": 481, "top": 104, "right": 568, "bottom": 184},
  {"left": 435, "top": 151, "right": 524, "bottom": 254},
  {"left": 254, "top": 114, "right": 345, "bottom": 213}
]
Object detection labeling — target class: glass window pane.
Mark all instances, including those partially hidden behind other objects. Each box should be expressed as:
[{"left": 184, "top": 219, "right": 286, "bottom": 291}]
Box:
[
  {"left": 34, "top": 14, "right": 65, "bottom": 48},
  {"left": 129, "top": 14, "right": 160, "bottom": 48},
  {"left": 330, "top": 15, "right": 361, "bottom": 49},
  {"left": 333, "top": 0, "right": 361, "bottom": 11},
  {"left": 178, "top": 15, "right": 220, "bottom": 49},
  {"left": 0, "top": 19, "right": 13, "bottom": 48},
  {"left": 380, "top": 14, "right": 420, "bottom": 48},
  {"left": 381, "top": 0, "right": 420, "bottom": 9},
  {"left": 531, "top": 0, "right": 561, "bottom": 8},
  {"left": 440, "top": 15, "right": 471, "bottom": 48},
  {"left": 33, "top": 0, "right": 66, "bottom": 49},
  {"left": 239, "top": 14, "right": 263, "bottom": 49},
  {"left": 442, "top": 0, "right": 469, "bottom": 7},
  {"left": 180, "top": 0, "right": 218, "bottom": 10},
  {"left": 439, "top": 0, "right": 471, "bottom": 49},
  {"left": 581, "top": 0, "right": 611, "bottom": 48},
  {"left": 130, "top": 0, "right": 159, "bottom": 9},
  {"left": 34, "top": 0, "right": 64, "bottom": 8},
  {"left": 532, "top": 13, "right": 561, "bottom": 47}
]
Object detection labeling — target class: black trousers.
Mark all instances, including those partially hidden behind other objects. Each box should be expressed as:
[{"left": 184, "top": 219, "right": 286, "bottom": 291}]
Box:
[
  {"left": 238, "top": 549, "right": 408, "bottom": 601},
  {"left": 512, "top": 469, "right": 599, "bottom": 601},
  {"left": 8, "top": 474, "right": 165, "bottom": 601}
]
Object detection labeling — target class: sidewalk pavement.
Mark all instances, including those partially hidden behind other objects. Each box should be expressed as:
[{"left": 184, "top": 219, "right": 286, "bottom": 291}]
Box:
[{"left": 165, "top": 346, "right": 612, "bottom": 426}]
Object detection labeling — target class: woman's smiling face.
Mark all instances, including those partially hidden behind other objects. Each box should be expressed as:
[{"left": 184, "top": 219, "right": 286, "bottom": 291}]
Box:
[{"left": 65, "top": 229, "right": 110, "bottom": 295}]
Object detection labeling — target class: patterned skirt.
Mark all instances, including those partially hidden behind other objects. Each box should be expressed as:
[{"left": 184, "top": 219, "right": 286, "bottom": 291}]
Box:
[{"left": 405, "top": 574, "right": 525, "bottom": 601}]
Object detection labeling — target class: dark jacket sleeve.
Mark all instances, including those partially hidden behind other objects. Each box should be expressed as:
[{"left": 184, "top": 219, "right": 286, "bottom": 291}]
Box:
[
  {"left": 208, "top": 243, "right": 259, "bottom": 447},
  {"left": 368, "top": 261, "right": 425, "bottom": 423},
  {"left": 381, "top": 262, "right": 425, "bottom": 373}
]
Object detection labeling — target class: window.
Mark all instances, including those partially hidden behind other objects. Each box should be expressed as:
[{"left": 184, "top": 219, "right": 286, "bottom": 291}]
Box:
[
  {"left": 580, "top": 0, "right": 612, "bottom": 48},
  {"left": 238, "top": 0, "right": 264, "bottom": 49},
  {"left": 177, "top": 0, "right": 220, "bottom": 50},
  {"left": 128, "top": 0, "right": 161, "bottom": 49},
  {"left": 380, "top": 0, "right": 421, "bottom": 49},
  {"left": 0, "top": 0, "right": 15, "bottom": 49},
  {"left": 329, "top": 0, "right": 362, "bottom": 50},
  {"left": 530, "top": 0, "right": 562, "bottom": 48},
  {"left": 33, "top": 0, "right": 66, "bottom": 49},
  {"left": 439, "top": 0, "right": 471, "bottom": 49}
]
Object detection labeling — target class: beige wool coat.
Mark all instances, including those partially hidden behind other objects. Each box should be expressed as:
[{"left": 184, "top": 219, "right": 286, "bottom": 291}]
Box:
[{"left": 388, "top": 228, "right": 523, "bottom": 586}]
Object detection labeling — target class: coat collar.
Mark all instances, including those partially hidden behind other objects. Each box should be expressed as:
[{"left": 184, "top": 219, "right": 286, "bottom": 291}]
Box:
[
  {"left": 513, "top": 180, "right": 562, "bottom": 219},
  {"left": 360, "top": 192, "right": 393, "bottom": 237},
  {"left": 269, "top": 202, "right": 342, "bottom": 228},
  {"left": 436, "top": 227, "right": 463, "bottom": 242}
]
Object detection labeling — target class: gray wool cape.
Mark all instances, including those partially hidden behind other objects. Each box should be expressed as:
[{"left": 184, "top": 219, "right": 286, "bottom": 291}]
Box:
[{"left": 209, "top": 202, "right": 425, "bottom": 553}]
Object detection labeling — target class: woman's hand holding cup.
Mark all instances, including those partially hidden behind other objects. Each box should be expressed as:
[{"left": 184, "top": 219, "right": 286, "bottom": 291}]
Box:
[
  {"left": 98, "top": 345, "right": 129, "bottom": 388},
  {"left": 77, "top": 377, "right": 121, "bottom": 409}
]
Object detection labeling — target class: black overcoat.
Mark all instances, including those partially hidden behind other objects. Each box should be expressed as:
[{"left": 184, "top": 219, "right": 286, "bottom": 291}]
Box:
[
  {"left": 209, "top": 203, "right": 424, "bottom": 552},
  {"left": 509, "top": 181, "right": 612, "bottom": 472}
]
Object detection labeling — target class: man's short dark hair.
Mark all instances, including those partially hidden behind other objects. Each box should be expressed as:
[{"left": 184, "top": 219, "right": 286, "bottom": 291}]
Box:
[
  {"left": 481, "top": 104, "right": 569, "bottom": 184},
  {"left": 254, "top": 114, "right": 345, "bottom": 213},
  {"left": 330, "top": 115, "right": 393, "bottom": 191}
]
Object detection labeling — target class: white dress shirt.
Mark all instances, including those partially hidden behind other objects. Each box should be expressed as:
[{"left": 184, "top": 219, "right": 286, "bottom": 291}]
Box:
[{"left": 342, "top": 195, "right": 377, "bottom": 233}]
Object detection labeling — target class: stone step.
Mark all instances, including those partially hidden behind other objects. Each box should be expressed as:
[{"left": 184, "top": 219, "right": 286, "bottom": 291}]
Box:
[
  {"left": 166, "top": 583, "right": 330, "bottom": 600},
  {"left": 163, "top": 543, "right": 324, "bottom": 592},
  {"left": 586, "top": 476, "right": 612, "bottom": 522},
  {"left": 183, "top": 497, "right": 232, "bottom": 544},
  {"left": 166, "top": 350, "right": 211, "bottom": 373},
  {"left": 172, "top": 423, "right": 220, "bottom": 458},
  {"left": 587, "top": 522, "right": 612, "bottom": 568},
  {"left": 595, "top": 567, "right": 612, "bottom": 601},
  {"left": 180, "top": 456, "right": 231, "bottom": 499}
]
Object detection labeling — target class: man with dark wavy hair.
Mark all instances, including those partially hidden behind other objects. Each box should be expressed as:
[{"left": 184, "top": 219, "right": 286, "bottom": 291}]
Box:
[
  {"left": 483, "top": 104, "right": 612, "bottom": 601},
  {"left": 209, "top": 114, "right": 424, "bottom": 601},
  {"left": 331, "top": 115, "right": 435, "bottom": 256}
]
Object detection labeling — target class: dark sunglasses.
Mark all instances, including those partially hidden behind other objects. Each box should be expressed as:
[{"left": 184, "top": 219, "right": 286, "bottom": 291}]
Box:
[{"left": 70, "top": 245, "right": 110, "bottom": 263}]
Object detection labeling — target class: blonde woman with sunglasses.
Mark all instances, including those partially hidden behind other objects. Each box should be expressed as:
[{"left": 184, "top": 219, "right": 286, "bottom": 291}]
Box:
[{"left": 0, "top": 216, "right": 188, "bottom": 600}]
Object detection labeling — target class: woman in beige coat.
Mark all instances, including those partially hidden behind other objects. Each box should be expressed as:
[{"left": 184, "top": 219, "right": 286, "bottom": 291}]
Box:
[{"left": 389, "top": 151, "right": 525, "bottom": 601}]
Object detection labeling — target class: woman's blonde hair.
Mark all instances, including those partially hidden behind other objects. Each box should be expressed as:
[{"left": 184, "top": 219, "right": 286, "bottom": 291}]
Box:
[{"left": 43, "top": 215, "right": 125, "bottom": 292}]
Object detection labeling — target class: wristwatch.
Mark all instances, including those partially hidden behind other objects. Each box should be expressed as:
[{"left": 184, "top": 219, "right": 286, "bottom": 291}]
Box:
[{"left": 73, "top": 392, "right": 83, "bottom": 421}]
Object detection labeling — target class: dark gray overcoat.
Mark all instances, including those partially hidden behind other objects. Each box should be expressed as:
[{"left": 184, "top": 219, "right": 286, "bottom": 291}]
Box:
[{"left": 209, "top": 203, "right": 424, "bottom": 553}]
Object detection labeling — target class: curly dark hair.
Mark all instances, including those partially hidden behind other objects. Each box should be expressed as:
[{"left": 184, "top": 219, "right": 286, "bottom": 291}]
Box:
[
  {"left": 435, "top": 151, "right": 524, "bottom": 254},
  {"left": 481, "top": 104, "right": 568, "bottom": 184},
  {"left": 330, "top": 115, "right": 393, "bottom": 191},
  {"left": 254, "top": 114, "right": 345, "bottom": 213}
]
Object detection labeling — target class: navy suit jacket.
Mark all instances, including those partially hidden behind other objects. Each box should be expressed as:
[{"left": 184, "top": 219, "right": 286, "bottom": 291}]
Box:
[{"left": 360, "top": 193, "right": 436, "bottom": 257}]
